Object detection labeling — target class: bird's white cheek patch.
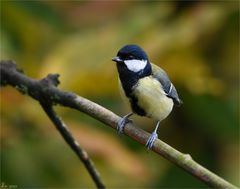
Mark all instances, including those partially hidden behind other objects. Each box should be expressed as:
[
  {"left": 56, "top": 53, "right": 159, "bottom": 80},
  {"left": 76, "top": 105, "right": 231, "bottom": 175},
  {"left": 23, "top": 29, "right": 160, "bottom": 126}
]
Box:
[{"left": 124, "top": 59, "right": 147, "bottom": 72}]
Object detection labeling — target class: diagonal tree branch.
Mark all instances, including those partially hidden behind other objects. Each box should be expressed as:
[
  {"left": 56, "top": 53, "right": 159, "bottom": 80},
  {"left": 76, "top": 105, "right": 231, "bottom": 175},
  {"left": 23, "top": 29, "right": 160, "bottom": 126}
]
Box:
[
  {"left": 0, "top": 60, "right": 238, "bottom": 189},
  {"left": 40, "top": 102, "right": 105, "bottom": 189},
  {"left": 0, "top": 60, "right": 105, "bottom": 189}
]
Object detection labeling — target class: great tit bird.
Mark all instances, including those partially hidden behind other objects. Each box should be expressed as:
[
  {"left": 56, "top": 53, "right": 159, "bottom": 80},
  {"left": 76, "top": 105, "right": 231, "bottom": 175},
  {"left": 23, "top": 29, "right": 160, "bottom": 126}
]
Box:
[{"left": 112, "top": 44, "right": 182, "bottom": 149}]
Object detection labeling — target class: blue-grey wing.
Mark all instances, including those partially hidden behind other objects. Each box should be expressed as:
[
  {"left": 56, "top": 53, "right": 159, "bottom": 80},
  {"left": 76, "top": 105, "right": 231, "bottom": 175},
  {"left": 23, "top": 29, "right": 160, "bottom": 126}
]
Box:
[{"left": 151, "top": 63, "right": 182, "bottom": 106}]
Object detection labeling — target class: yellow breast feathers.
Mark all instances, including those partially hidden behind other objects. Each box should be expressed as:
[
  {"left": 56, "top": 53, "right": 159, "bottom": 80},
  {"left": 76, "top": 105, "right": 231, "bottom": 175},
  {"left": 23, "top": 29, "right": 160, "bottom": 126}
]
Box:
[{"left": 133, "top": 76, "right": 173, "bottom": 121}]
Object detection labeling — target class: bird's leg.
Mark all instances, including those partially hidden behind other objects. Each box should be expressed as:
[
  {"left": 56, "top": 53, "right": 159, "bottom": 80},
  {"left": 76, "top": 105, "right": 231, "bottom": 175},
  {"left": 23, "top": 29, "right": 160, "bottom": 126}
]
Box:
[
  {"left": 117, "top": 112, "right": 133, "bottom": 134},
  {"left": 146, "top": 121, "right": 160, "bottom": 150}
]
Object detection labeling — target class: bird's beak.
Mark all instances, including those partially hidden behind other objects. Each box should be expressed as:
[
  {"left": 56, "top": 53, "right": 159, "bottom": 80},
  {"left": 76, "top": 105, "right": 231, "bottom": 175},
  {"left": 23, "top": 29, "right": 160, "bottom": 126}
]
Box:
[{"left": 112, "top": 56, "right": 123, "bottom": 63}]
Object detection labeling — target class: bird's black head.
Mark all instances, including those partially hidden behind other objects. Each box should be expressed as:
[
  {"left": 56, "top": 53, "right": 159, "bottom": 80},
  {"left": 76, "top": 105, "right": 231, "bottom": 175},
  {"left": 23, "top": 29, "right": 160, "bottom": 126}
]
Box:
[
  {"left": 112, "top": 44, "right": 151, "bottom": 75},
  {"left": 112, "top": 45, "right": 152, "bottom": 97},
  {"left": 113, "top": 44, "right": 148, "bottom": 62}
]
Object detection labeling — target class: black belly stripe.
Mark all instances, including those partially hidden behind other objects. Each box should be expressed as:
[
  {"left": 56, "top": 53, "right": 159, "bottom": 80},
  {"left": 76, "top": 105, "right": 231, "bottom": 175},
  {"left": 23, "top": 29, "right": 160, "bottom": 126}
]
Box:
[
  {"left": 129, "top": 95, "right": 146, "bottom": 116},
  {"left": 116, "top": 62, "right": 152, "bottom": 116}
]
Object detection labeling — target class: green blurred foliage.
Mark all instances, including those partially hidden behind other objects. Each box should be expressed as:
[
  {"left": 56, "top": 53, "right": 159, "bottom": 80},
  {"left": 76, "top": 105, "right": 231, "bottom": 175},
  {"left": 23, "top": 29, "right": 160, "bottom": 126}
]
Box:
[{"left": 0, "top": 1, "right": 239, "bottom": 188}]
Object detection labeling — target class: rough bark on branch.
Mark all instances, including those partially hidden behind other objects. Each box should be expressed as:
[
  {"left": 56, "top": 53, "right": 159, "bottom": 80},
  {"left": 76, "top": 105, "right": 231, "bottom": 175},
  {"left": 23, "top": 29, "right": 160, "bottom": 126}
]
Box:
[
  {"left": 0, "top": 60, "right": 105, "bottom": 189},
  {"left": 0, "top": 60, "right": 238, "bottom": 189}
]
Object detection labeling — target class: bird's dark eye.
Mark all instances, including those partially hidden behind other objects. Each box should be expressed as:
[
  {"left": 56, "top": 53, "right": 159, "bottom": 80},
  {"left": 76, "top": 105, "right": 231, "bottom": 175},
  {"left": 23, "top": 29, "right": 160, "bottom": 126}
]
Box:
[{"left": 128, "top": 55, "right": 134, "bottom": 59}]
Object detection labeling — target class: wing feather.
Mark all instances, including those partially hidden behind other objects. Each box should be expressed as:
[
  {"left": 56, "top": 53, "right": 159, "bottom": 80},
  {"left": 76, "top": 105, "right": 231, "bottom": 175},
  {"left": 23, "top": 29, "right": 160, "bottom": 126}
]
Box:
[{"left": 151, "top": 63, "right": 182, "bottom": 106}]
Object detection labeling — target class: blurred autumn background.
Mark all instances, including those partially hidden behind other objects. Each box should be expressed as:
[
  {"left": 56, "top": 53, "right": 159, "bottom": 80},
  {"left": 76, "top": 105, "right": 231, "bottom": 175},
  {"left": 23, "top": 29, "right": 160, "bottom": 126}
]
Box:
[{"left": 0, "top": 1, "right": 239, "bottom": 188}]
